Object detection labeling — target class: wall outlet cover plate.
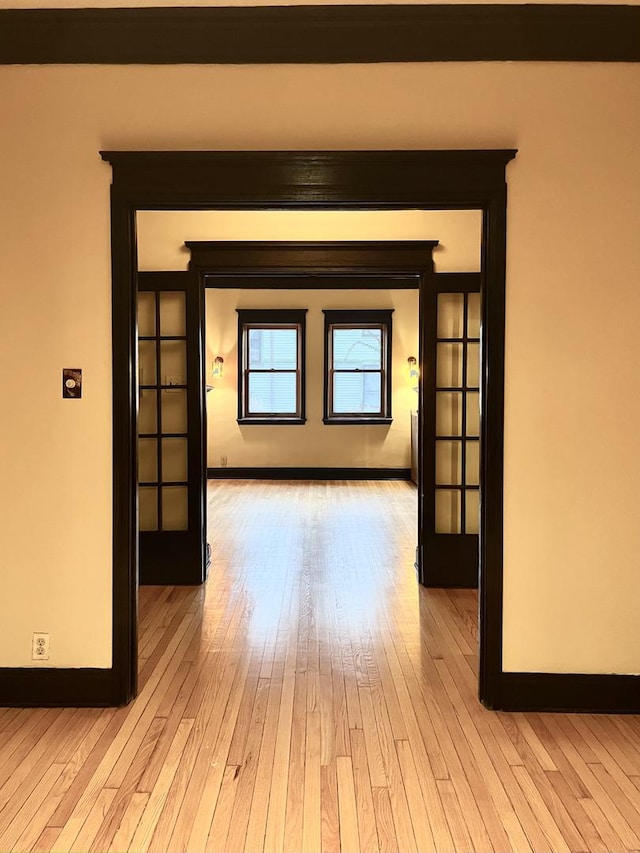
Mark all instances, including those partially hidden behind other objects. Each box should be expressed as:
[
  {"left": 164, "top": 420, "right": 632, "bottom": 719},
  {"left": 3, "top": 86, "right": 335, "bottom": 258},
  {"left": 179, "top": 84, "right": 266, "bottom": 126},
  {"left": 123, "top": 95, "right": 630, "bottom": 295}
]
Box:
[{"left": 63, "top": 368, "right": 82, "bottom": 399}]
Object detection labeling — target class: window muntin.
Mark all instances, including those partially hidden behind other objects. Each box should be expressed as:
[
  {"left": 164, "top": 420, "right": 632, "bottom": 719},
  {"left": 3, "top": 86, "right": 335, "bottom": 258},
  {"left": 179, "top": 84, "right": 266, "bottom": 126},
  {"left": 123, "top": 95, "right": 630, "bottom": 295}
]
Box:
[
  {"left": 323, "top": 310, "right": 393, "bottom": 423},
  {"left": 237, "top": 310, "right": 306, "bottom": 423}
]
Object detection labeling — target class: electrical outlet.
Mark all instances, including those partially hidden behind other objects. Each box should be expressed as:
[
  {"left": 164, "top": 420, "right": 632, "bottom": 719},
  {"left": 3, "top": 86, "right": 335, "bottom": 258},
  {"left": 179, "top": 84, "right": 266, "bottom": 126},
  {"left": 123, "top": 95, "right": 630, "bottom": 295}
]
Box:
[
  {"left": 220, "top": 456, "right": 228, "bottom": 467},
  {"left": 32, "top": 632, "right": 50, "bottom": 661}
]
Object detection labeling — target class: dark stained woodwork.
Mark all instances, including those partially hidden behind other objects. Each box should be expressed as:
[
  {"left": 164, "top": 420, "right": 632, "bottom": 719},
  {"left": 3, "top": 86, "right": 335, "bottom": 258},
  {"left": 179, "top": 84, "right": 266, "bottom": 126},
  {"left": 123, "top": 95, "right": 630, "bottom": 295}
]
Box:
[
  {"left": 1, "top": 5, "right": 639, "bottom": 65},
  {"left": 100, "top": 149, "right": 514, "bottom": 710},
  {"left": 207, "top": 467, "right": 412, "bottom": 480}
]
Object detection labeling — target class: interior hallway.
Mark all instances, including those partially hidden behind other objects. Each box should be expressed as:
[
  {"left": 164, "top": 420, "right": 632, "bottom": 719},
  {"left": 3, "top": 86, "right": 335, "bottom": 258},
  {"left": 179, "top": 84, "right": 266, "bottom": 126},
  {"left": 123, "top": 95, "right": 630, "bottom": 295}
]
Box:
[{"left": 1, "top": 480, "right": 640, "bottom": 851}]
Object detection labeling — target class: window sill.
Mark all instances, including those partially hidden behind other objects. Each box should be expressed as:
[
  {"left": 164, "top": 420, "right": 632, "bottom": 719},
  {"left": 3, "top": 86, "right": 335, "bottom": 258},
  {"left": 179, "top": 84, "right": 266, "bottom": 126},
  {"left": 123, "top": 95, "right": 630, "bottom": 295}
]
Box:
[
  {"left": 323, "top": 417, "right": 393, "bottom": 426},
  {"left": 237, "top": 417, "right": 307, "bottom": 426}
]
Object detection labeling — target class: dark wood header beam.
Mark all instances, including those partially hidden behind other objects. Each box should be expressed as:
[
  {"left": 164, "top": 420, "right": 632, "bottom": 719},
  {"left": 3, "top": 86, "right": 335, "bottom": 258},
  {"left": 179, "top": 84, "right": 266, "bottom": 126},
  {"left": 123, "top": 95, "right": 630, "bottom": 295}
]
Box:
[
  {"left": 99, "top": 149, "right": 517, "bottom": 206},
  {"left": 1, "top": 5, "right": 639, "bottom": 65}
]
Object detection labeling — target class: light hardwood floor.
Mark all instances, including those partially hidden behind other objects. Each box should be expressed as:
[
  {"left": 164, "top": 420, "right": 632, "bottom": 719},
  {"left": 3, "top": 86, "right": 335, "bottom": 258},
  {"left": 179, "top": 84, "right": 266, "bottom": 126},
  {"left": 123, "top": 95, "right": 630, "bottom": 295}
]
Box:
[{"left": 2, "top": 480, "right": 640, "bottom": 852}]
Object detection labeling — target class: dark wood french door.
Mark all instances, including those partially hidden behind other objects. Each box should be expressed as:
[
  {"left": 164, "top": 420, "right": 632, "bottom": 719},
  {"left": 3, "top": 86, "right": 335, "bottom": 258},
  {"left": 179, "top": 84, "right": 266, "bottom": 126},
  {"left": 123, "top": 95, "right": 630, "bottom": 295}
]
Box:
[
  {"left": 419, "top": 272, "right": 481, "bottom": 588},
  {"left": 136, "top": 272, "right": 207, "bottom": 585}
]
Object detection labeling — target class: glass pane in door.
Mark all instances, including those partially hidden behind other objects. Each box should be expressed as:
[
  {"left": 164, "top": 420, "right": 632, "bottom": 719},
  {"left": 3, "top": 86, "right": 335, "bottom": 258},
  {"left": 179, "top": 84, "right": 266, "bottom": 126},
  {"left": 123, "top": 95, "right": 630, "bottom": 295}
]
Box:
[
  {"left": 159, "top": 291, "right": 186, "bottom": 337},
  {"left": 139, "top": 389, "right": 157, "bottom": 434},
  {"left": 139, "top": 486, "right": 158, "bottom": 532},
  {"left": 162, "top": 486, "right": 188, "bottom": 531},
  {"left": 138, "top": 292, "right": 156, "bottom": 337},
  {"left": 436, "top": 343, "right": 463, "bottom": 388},
  {"left": 161, "top": 389, "right": 188, "bottom": 433},
  {"left": 437, "top": 293, "right": 464, "bottom": 338},
  {"left": 436, "top": 392, "right": 463, "bottom": 437},
  {"left": 435, "top": 490, "right": 461, "bottom": 534},
  {"left": 160, "top": 340, "right": 187, "bottom": 387}
]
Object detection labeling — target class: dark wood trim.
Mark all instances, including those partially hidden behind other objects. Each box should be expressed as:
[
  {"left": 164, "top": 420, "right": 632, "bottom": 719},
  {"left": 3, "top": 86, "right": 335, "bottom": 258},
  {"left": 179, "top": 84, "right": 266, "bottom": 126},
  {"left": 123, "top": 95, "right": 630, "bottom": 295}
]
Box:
[
  {"left": 320, "top": 308, "right": 396, "bottom": 322},
  {"left": 322, "top": 417, "right": 393, "bottom": 426},
  {"left": 322, "top": 308, "right": 395, "bottom": 424},
  {"left": 100, "top": 148, "right": 516, "bottom": 710},
  {"left": 204, "top": 274, "right": 421, "bottom": 290},
  {"left": 136, "top": 271, "right": 208, "bottom": 587},
  {"left": 495, "top": 672, "right": 640, "bottom": 714},
  {"left": 0, "top": 668, "right": 119, "bottom": 708},
  {"left": 189, "top": 241, "right": 440, "bottom": 271},
  {"left": 100, "top": 150, "right": 516, "bottom": 204},
  {"left": 234, "top": 308, "right": 310, "bottom": 323},
  {"left": 207, "top": 467, "right": 412, "bottom": 481},
  {"left": 138, "top": 532, "right": 207, "bottom": 586},
  {"left": 236, "top": 308, "right": 307, "bottom": 424},
  {"left": 434, "top": 272, "right": 482, "bottom": 290},
  {"left": 2, "top": 5, "right": 639, "bottom": 64},
  {"left": 110, "top": 187, "right": 138, "bottom": 706},
  {"left": 421, "top": 272, "right": 480, "bottom": 590},
  {"left": 237, "top": 418, "right": 307, "bottom": 426},
  {"left": 478, "top": 191, "right": 508, "bottom": 708}
]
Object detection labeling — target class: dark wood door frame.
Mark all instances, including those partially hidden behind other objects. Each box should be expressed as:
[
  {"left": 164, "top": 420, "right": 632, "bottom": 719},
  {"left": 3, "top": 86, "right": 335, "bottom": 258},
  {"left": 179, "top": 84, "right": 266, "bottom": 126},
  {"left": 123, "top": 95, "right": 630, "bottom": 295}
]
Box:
[
  {"left": 136, "top": 271, "right": 208, "bottom": 586},
  {"left": 189, "top": 239, "right": 437, "bottom": 585},
  {"left": 100, "top": 149, "right": 516, "bottom": 708}
]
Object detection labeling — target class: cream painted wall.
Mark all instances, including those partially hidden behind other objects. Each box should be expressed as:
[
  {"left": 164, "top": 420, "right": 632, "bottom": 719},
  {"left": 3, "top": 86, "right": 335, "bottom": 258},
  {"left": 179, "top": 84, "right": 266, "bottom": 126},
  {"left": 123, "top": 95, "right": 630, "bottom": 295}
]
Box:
[
  {"left": 137, "top": 209, "right": 482, "bottom": 272},
  {"left": 0, "top": 63, "right": 639, "bottom": 673},
  {"left": 206, "top": 289, "right": 419, "bottom": 468}
]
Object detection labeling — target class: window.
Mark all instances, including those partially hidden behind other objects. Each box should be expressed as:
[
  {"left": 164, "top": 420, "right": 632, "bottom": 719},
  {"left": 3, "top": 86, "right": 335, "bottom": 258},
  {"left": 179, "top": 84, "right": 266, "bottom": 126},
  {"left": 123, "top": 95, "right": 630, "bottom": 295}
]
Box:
[
  {"left": 237, "top": 309, "right": 306, "bottom": 424},
  {"left": 323, "top": 309, "right": 393, "bottom": 424}
]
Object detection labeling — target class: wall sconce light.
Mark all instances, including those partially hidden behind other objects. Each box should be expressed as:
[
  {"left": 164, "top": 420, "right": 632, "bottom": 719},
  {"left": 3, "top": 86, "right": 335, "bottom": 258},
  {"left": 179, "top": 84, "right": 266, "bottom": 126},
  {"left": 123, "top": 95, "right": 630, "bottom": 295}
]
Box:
[
  {"left": 212, "top": 356, "right": 224, "bottom": 380},
  {"left": 407, "top": 356, "right": 419, "bottom": 381},
  {"left": 207, "top": 355, "right": 224, "bottom": 393},
  {"left": 407, "top": 356, "right": 419, "bottom": 396}
]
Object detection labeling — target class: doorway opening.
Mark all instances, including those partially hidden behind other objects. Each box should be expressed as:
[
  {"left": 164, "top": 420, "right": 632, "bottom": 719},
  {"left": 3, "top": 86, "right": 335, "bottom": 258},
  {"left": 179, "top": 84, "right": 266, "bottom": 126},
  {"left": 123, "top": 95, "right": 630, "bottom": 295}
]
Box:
[{"left": 102, "top": 149, "right": 516, "bottom": 708}]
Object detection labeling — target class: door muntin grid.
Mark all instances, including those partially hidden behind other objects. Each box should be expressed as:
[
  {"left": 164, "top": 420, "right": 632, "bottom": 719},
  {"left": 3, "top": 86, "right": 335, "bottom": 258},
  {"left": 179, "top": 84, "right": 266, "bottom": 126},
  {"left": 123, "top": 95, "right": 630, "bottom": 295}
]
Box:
[
  {"left": 434, "top": 292, "right": 480, "bottom": 534},
  {"left": 137, "top": 290, "right": 189, "bottom": 532}
]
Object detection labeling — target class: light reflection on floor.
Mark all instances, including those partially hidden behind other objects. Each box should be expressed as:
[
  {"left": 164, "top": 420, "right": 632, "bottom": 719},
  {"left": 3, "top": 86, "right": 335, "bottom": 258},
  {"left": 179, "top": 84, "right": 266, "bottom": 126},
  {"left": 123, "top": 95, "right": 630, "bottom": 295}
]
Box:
[{"left": 207, "top": 480, "right": 418, "bottom": 647}]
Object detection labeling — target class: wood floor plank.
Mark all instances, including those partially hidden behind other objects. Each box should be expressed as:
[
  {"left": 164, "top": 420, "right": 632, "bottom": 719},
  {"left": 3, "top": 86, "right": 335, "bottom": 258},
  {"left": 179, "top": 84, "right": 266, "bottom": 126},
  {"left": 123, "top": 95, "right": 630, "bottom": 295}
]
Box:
[
  {"left": 264, "top": 647, "right": 298, "bottom": 853},
  {"left": 30, "top": 826, "right": 61, "bottom": 853},
  {"left": 302, "top": 711, "right": 322, "bottom": 853},
  {"left": 136, "top": 654, "right": 210, "bottom": 794},
  {"left": 68, "top": 787, "right": 118, "bottom": 853},
  {"left": 204, "top": 765, "right": 240, "bottom": 853},
  {"left": 540, "top": 716, "right": 640, "bottom": 850},
  {"left": 88, "top": 716, "right": 166, "bottom": 852},
  {"left": 368, "top": 624, "right": 454, "bottom": 850},
  {"left": 578, "top": 797, "right": 627, "bottom": 852},
  {"left": 570, "top": 715, "right": 640, "bottom": 814},
  {"left": 127, "top": 718, "right": 195, "bottom": 852},
  {"left": 545, "top": 770, "right": 607, "bottom": 853},
  {"left": 223, "top": 675, "right": 269, "bottom": 853},
  {"left": 436, "top": 779, "right": 475, "bottom": 853},
  {"left": 53, "top": 613, "right": 199, "bottom": 852},
  {"left": 336, "top": 755, "right": 360, "bottom": 853},
  {"left": 371, "top": 787, "right": 398, "bottom": 853},
  {"left": 44, "top": 710, "right": 118, "bottom": 829},
  {"left": 107, "top": 791, "right": 150, "bottom": 853},
  {"left": 0, "top": 763, "right": 65, "bottom": 852},
  {"left": 350, "top": 728, "right": 380, "bottom": 853},
  {"left": 357, "top": 685, "right": 387, "bottom": 789},
  {"left": 496, "top": 721, "right": 588, "bottom": 853},
  {"left": 510, "top": 763, "right": 572, "bottom": 853},
  {"left": 2, "top": 482, "right": 640, "bottom": 853},
  {"left": 320, "top": 763, "right": 340, "bottom": 853},
  {"left": 243, "top": 673, "right": 284, "bottom": 853},
  {"left": 395, "top": 738, "right": 436, "bottom": 853},
  {"left": 0, "top": 709, "right": 60, "bottom": 791},
  {"left": 185, "top": 654, "right": 253, "bottom": 853},
  {"left": 282, "top": 642, "right": 308, "bottom": 853},
  {"left": 165, "top": 646, "right": 247, "bottom": 851},
  {"left": 0, "top": 710, "right": 73, "bottom": 836}
]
